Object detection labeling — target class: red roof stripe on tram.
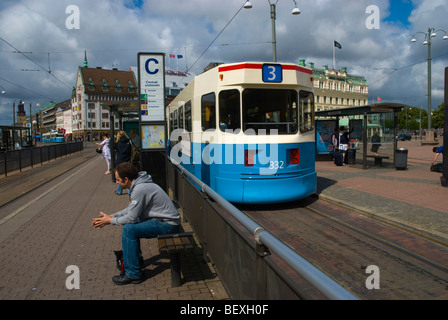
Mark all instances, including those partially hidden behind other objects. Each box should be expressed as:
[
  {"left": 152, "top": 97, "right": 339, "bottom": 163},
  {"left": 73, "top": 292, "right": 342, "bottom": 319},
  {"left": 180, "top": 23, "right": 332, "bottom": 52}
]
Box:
[
  {"left": 218, "top": 63, "right": 312, "bottom": 75},
  {"left": 218, "top": 63, "right": 261, "bottom": 72}
]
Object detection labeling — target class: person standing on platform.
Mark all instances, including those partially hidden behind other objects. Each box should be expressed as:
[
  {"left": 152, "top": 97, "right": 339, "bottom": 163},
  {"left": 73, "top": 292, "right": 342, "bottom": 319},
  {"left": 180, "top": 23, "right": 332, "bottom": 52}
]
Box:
[
  {"left": 339, "top": 126, "right": 350, "bottom": 164},
  {"left": 371, "top": 130, "right": 381, "bottom": 155},
  {"left": 115, "top": 131, "right": 132, "bottom": 195},
  {"left": 97, "top": 134, "right": 111, "bottom": 174},
  {"left": 92, "top": 162, "right": 181, "bottom": 285},
  {"left": 130, "top": 129, "right": 141, "bottom": 167}
]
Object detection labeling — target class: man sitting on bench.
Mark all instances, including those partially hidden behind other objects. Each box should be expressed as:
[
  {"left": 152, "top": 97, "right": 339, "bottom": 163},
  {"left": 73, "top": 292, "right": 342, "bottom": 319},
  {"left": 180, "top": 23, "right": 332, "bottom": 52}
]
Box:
[{"left": 92, "top": 162, "right": 180, "bottom": 285}]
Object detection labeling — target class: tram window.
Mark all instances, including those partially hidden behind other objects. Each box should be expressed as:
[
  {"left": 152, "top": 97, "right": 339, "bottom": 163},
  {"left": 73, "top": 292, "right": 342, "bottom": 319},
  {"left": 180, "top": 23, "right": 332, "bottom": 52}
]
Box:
[
  {"left": 201, "top": 92, "right": 216, "bottom": 131},
  {"left": 178, "top": 105, "right": 184, "bottom": 129},
  {"left": 219, "top": 89, "right": 240, "bottom": 132},
  {"left": 185, "top": 101, "right": 192, "bottom": 132},
  {"left": 173, "top": 110, "right": 178, "bottom": 130},
  {"left": 299, "top": 91, "right": 315, "bottom": 133},
  {"left": 169, "top": 112, "right": 174, "bottom": 134},
  {"left": 242, "top": 89, "right": 298, "bottom": 134}
]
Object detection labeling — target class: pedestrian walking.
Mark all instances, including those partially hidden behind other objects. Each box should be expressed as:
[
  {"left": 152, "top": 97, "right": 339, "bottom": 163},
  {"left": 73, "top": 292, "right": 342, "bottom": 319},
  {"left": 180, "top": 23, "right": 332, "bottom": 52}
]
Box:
[{"left": 96, "top": 134, "right": 111, "bottom": 174}]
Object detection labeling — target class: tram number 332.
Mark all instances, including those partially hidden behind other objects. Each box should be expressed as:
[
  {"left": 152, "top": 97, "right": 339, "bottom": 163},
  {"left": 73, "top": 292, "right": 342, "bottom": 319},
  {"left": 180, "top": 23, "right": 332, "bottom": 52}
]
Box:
[
  {"left": 269, "top": 161, "right": 284, "bottom": 170},
  {"left": 262, "top": 64, "right": 283, "bottom": 83}
]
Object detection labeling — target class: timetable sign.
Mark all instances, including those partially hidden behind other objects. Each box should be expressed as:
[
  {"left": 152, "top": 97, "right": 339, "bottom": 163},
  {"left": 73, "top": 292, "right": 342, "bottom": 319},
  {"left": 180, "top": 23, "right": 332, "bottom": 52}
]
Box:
[{"left": 138, "top": 53, "right": 166, "bottom": 122}]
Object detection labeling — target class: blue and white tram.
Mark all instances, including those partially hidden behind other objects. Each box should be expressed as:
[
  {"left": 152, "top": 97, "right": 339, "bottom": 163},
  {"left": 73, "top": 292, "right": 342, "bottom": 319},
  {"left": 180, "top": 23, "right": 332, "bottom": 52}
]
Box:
[
  {"left": 42, "top": 130, "right": 65, "bottom": 143},
  {"left": 167, "top": 62, "right": 316, "bottom": 204}
]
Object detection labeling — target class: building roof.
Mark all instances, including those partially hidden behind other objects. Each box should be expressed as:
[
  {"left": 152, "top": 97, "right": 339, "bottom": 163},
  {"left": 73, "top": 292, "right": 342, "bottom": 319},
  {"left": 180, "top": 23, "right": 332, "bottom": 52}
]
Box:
[
  {"left": 315, "top": 103, "right": 409, "bottom": 117},
  {"left": 78, "top": 67, "right": 137, "bottom": 96},
  {"left": 299, "top": 59, "right": 367, "bottom": 85}
]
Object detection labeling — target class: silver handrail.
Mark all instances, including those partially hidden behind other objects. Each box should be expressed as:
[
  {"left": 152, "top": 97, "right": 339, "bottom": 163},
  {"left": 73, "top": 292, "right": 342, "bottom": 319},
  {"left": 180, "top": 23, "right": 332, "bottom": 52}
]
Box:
[{"left": 168, "top": 156, "right": 358, "bottom": 300}]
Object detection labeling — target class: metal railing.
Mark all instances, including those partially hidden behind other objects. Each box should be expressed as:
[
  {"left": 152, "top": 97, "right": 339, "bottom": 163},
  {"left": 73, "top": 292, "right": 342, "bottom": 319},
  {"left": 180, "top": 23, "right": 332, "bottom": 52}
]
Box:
[
  {"left": 167, "top": 156, "right": 358, "bottom": 300},
  {"left": 0, "top": 142, "right": 84, "bottom": 176}
]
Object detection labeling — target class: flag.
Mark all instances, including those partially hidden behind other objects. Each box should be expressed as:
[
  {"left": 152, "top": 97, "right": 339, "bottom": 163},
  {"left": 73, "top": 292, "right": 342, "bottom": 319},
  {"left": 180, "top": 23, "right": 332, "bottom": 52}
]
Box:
[
  {"left": 378, "top": 97, "right": 381, "bottom": 102},
  {"left": 334, "top": 41, "right": 342, "bottom": 49},
  {"left": 177, "top": 55, "right": 183, "bottom": 59},
  {"left": 169, "top": 54, "right": 175, "bottom": 58}
]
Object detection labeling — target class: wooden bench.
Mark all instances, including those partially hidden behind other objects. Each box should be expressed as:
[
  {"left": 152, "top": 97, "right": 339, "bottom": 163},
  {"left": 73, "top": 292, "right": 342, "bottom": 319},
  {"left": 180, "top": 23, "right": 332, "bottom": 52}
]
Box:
[
  {"left": 157, "top": 232, "right": 195, "bottom": 287},
  {"left": 366, "top": 155, "right": 390, "bottom": 166}
]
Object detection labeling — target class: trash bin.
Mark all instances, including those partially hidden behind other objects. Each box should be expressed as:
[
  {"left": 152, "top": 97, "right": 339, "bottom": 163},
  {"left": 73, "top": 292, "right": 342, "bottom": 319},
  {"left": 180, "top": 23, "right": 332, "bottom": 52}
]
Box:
[
  {"left": 346, "top": 149, "right": 356, "bottom": 164},
  {"left": 395, "top": 147, "right": 408, "bottom": 170}
]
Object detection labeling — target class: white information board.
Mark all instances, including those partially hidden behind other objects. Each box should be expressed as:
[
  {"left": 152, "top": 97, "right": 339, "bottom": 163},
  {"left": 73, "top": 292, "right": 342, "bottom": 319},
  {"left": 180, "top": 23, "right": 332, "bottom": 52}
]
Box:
[{"left": 138, "top": 53, "right": 165, "bottom": 122}]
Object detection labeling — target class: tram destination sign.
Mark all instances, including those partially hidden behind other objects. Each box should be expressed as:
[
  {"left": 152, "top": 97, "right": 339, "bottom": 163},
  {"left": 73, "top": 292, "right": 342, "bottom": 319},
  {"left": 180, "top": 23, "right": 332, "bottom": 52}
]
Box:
[{"left": 138, "top": 53, "right": 166, "bottom": 122}]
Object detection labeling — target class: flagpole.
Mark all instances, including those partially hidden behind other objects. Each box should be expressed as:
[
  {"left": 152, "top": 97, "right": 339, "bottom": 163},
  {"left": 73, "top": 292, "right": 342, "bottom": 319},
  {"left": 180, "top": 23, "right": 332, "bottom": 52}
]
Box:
[{"left": 333, "top": 41, "right": 335, "bottom": 70}]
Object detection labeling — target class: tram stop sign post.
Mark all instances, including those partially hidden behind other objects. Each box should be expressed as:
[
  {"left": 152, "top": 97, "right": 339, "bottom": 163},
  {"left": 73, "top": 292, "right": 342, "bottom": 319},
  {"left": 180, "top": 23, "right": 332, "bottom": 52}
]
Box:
[{"left": 138, "top": 53, "right": 168, "bottom": 191}]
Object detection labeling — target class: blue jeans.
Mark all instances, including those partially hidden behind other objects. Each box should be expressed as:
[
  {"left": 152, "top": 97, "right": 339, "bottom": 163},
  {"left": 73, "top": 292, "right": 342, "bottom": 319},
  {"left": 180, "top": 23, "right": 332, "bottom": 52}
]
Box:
[{"left": 122, "top": 219, "right": 180, "bottom": 279}]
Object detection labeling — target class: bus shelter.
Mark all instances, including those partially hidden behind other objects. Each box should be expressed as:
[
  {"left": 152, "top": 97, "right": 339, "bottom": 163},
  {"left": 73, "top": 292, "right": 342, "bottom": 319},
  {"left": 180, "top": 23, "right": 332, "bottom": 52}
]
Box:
[
  {"left": 0, "top": 126, "right": 33, "bottom": 151},
  {"left": 315, "top": 103, "right": 410, "bottom": 169}
]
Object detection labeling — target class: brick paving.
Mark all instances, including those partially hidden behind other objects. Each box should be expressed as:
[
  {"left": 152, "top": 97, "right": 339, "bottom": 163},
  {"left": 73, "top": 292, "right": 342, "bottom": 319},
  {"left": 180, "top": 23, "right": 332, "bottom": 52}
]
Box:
[
  {"left": 0, "top": 143, "right": 229, "bottom": 300},
  {"left": 316, "top": 139, "right": 448, "bottom": 244},
  {"left": 0, "top": 139, "right": 446, "bottom": 300}
]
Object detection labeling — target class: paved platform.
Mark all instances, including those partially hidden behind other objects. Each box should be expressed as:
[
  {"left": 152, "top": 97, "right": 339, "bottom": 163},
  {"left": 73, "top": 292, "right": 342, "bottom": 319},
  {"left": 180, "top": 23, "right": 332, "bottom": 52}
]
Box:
[
  {"left": 0, "top": 139, "right": 446, "bottom": 301},
  {"left": 0, "top": 142, "right": 229, "bottom": 300},
  {"left": 316, "top": 139, "right": 448, "bottom": 245}
]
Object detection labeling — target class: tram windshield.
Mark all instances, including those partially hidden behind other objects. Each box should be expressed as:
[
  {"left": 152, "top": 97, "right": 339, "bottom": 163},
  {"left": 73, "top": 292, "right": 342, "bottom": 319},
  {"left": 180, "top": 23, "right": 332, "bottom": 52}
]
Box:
[{"left": 242, "top": 89, "right": 298, "bottom": 134}]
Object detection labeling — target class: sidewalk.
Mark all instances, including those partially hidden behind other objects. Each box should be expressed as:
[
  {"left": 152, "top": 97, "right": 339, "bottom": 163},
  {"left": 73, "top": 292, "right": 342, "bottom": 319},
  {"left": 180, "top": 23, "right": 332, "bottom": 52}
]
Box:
[
  {"left": 0, "top": 140, "right": 446, "bottom": 300},
  {"left": 0, "top": 144, "right": 229, "bottom": 300},
  {"left": 316, "top": 139, "right": 448, "bottom": 245}
]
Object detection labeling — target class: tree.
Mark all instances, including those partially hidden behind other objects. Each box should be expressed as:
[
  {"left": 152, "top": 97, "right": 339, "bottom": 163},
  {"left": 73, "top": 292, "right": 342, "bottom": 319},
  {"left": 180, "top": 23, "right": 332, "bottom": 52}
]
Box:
[
  {"left": 431, "top": 102, "right": 445, "bottom": 129},
  {"left": 398, "top": 106, "right": 427, "bottom": 130}
]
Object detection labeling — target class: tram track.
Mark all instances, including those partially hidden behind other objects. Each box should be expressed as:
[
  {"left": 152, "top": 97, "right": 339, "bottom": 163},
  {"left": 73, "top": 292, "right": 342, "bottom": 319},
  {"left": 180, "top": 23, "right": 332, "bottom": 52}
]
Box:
[
  {"left": 306, "top": 199, "right": 448, "bottom": 275},
  {"left": 241, "top": 196, "right": 448, "bottom": 299}
]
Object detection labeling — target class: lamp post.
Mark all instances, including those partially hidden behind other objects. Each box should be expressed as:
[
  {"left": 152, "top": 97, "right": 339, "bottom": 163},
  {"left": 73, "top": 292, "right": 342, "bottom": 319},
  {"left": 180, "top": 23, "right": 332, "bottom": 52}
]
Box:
[
  {"left": 244, "top": 0, "right": 300, "bottom": 62},
  {"left": 0, "top": 85, "right": 6, "bottom": 94},
  {"left": 411, "top": 28, "right": 448, "bottom": 136}
]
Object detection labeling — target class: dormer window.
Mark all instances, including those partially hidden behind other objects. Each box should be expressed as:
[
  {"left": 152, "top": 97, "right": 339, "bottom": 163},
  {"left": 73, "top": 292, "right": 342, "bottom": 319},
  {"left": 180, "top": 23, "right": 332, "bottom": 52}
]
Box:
[
  {"left": 88, "top": 81, "right": 95, "bottom": 91},
  {"left": 115, "top": 80, "right": 122, "bottom": 92},
  {"left": 102, "top": 83, "right": 109, "bottom": 92}
]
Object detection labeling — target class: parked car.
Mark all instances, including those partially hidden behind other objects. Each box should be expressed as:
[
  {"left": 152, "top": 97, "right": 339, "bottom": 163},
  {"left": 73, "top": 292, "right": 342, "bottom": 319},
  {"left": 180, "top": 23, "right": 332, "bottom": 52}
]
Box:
[{"left": 397, "top": 133, "right": 412, "bottom": 141}]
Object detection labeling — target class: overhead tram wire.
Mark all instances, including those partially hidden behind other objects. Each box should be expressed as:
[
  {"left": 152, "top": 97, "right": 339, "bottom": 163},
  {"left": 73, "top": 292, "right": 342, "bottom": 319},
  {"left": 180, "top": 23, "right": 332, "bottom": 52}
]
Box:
[
  {"left": 368, "top": 50, "right": 448, "bottom": 86},
  {"left": 185, "top": 1, "right": 249, "bottom": 76},
  {"left": 0, "top": 37, "right": 72, "bottom": 89},
  {"left": 0, "top": 76, "right": 56, "bottom": 101}
]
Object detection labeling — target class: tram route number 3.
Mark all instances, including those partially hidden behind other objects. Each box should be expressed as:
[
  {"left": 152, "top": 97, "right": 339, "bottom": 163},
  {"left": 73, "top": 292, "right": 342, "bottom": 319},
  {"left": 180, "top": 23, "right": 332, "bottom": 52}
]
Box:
[{"left": 262, "top": 64, "right": 282, "bottom": 83}]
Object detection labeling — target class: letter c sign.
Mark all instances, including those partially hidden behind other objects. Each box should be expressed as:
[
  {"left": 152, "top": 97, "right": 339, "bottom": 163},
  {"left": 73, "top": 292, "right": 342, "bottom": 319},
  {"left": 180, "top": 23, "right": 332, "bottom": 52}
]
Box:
[{"left": 145, "top": 58, "right": 159, "bottom": 75}]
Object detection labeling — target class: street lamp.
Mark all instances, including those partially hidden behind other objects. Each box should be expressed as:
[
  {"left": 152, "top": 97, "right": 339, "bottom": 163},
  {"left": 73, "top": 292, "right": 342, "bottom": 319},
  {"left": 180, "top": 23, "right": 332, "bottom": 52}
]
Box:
[
  {"left": 0, "top": 85, "right": 6, "bottom": 94},
  {"left": 244, "top": 0, "right": 301, "bottom": 62},
  {"left": 411, "top": 27, "right": 448, "bottom": 135}
]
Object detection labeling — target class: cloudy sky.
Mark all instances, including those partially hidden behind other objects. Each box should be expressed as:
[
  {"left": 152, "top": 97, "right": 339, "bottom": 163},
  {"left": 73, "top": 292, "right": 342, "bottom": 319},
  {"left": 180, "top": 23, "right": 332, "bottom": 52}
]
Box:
[{"left": 0, "top": 0, "right": 447, "bottom": 125}]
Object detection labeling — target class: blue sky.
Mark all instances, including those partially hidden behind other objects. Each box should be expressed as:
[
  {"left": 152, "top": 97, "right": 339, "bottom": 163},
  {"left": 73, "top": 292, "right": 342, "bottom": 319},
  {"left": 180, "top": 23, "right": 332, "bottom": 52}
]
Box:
[
  {"left": 0, "top": 0, "right": 447, "bottom": 125},
  {"left": 384, "top": 0, "right": 414, "bottom": 27}
]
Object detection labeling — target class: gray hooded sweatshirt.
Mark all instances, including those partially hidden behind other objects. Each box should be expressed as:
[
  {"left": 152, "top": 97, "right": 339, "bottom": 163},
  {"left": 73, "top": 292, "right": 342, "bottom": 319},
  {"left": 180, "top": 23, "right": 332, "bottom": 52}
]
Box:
[{"left": 111, "top": 171, "right": 180, "bottom": 226}]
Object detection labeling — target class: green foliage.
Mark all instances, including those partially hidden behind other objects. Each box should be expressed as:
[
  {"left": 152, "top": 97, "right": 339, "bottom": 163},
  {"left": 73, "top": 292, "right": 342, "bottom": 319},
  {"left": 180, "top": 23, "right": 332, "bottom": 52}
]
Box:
[{"left": 397, "top": 102, "right": 445, "bottom": 129}]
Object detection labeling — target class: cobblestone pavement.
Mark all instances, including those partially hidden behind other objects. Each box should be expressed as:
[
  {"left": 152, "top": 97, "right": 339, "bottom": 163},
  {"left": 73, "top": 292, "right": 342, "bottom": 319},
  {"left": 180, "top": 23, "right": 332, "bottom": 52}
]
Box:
[{"left": 0, "top": 143, "right": 229, "bottom": 300}]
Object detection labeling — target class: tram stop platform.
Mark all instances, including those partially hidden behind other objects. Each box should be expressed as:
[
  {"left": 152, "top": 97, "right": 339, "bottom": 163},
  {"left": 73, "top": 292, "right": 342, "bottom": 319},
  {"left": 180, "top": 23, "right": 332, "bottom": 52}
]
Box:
[
  {"left": 0, "top": 139, "right": 446, "bottom": 301},
  {"left": 0, "top": 142, "right": 229, "bottom": 300},
  {"left": 316, "top": 139, "right": 448, "bottom": 245}
]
